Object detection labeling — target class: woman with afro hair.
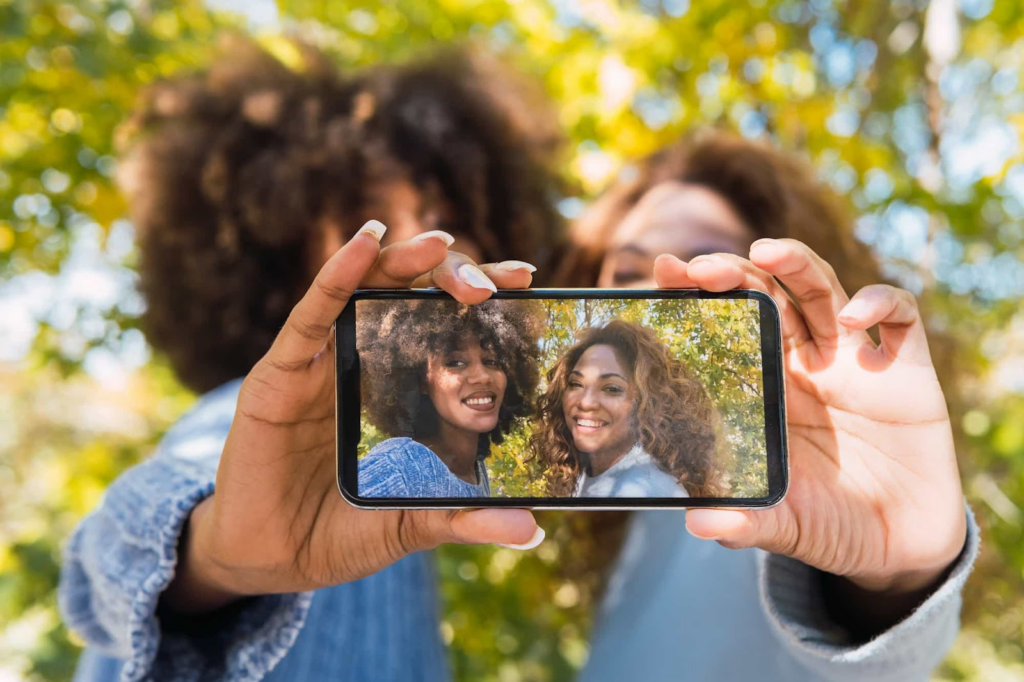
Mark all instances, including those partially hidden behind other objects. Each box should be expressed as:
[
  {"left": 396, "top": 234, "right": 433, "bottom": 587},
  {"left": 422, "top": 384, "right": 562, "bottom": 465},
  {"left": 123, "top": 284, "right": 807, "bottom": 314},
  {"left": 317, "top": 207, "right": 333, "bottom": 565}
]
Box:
[
  {"left": 59, "top": 36, "right": 561, "bottom": 682},
  {"left": 357, "top": 298, "right": 544, "bottom": 498}
]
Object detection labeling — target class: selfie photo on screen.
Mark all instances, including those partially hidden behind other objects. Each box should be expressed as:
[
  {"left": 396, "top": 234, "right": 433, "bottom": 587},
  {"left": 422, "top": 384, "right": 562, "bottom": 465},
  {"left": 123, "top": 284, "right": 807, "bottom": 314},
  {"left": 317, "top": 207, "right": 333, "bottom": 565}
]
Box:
[{"left": 354, "top": 296, "right": 768, "bottom": 500}]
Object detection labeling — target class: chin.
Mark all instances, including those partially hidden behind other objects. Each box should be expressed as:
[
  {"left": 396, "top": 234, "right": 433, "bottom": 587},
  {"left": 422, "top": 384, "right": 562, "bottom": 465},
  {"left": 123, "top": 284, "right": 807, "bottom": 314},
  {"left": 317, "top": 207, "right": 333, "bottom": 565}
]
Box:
[{"left": 475, "top": 419, "right": 499, "bottom": 434}]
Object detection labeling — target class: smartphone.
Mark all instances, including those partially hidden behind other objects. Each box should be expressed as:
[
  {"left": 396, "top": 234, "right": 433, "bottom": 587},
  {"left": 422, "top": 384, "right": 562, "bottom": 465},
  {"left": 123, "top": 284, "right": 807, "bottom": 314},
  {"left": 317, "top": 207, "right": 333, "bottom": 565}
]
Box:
[{"left": 336, "top": 289, "right": 787, "bottom": 509}]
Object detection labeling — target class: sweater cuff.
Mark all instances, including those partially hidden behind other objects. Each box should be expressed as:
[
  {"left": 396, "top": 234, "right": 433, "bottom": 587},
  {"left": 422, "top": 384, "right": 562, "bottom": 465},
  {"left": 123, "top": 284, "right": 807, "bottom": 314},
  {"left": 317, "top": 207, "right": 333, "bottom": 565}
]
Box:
[
  {"left": 759, "top": 501, "right": 980, "bottom": 681},
  {"left": 59, "top": 455, "right": 313, "bottom": 682}
]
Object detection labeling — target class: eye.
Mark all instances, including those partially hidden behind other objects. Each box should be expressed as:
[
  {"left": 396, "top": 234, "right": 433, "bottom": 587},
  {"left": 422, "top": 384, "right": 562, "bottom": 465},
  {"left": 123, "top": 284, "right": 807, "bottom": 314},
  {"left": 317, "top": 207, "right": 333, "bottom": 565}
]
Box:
[
  {"left": 612, "top": 270, "right": 645, "bottom": 286},
  {"left": 483, "top": 357, "right": 501, "bottom": 368},
  {"left": 567, "top": 380, "right": 583, "bottom": 389},
  {"left": 444, "top": 359, "right": 467, "bottom": 369},
  {"left": 603, "top": 385, "right": 625, "bottom": 394}
]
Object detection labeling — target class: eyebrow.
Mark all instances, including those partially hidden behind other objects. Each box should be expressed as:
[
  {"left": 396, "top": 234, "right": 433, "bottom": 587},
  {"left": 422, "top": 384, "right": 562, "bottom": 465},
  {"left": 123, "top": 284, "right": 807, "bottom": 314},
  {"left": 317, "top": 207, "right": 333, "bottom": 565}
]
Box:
[
  {"left": 611, "top": 244, "right": 650, "bottom": 258},
  {"left": 569, "top": 369, "right": 628, "bottom": 381}
]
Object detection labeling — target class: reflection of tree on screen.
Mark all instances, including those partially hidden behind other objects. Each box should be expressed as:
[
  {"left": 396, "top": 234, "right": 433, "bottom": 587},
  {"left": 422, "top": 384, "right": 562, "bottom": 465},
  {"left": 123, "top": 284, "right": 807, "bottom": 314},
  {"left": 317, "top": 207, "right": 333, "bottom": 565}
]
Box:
[{"left": 488, "top": 298, "right": 767, "bottom": 498}]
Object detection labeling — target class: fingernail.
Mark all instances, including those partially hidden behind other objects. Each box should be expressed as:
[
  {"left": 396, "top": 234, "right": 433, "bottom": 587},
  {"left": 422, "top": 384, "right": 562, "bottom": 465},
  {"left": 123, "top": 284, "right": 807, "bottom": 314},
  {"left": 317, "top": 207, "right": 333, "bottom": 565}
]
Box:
[
  {"left": 457, "top": 263, "right": 497, "bottom": 292},
  {"left": 497, "top": 526, "right": 545, "bottom": 551},
  {"left": 411, "top": 230, "right": 455, "bottom": 247},
  {"left": 357, "top": 219, "right": 387, "bottom": 242},
  {"left": 751, "top": 238, "right": 778, "bottom": 248},
  {"left": 492, "top": 260, "right": 537, "bottom": 273},
  {"left": 688, "top": 255, "right": 717, "bottom": 267},
  {"left": 688, "top": 528, "right": 720, "bottom": 540},
  {"left": 839, "top": 299, "right": 871, "bottom": 320}
]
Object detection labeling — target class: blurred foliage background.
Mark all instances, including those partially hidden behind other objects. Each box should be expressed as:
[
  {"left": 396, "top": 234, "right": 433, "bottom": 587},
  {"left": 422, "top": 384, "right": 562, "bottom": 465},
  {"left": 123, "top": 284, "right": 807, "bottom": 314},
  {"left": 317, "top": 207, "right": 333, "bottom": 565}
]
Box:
[{"left": 1, "top": 0, "right": 1023, "bottom": 680}]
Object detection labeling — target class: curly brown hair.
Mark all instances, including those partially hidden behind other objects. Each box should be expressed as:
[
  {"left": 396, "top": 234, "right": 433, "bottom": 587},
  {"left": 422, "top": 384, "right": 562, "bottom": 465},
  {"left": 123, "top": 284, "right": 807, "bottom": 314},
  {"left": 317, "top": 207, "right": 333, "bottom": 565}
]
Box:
[
  {"left": 555, "top": 129, "right": 882, "bottom": 292},
  {"left": 116, "top": 35, "right": 564, "bottom": 393},
  {"left": 530, "top": 319, "right": 723, "bottom": 497},
  {"left": 357, "top": 298, "right": 545, "bottom": 453}
]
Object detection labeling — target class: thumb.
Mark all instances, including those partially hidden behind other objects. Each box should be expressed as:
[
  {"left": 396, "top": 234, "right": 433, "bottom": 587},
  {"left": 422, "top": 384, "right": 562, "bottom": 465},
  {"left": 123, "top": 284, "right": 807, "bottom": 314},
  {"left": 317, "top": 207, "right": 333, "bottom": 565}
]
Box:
[
  {"left": 408, "top": 508, "right": 543, "bottom": 551},
  {"left": 686, "top": 508, "right": 793, "bottom": 554}
]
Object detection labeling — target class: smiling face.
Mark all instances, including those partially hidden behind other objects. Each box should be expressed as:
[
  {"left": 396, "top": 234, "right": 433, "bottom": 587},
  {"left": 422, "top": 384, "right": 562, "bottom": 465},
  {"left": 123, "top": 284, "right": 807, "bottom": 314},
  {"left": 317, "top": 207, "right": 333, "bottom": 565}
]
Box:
[
  {"left": 425, "top": 340, "right": 508, "bottom": 438},
  {"left": 561, "top": 344, "right": 635, "bottom": 466},
  {"left": 596, "top": 181, "right": 756, "bottom": 289}
]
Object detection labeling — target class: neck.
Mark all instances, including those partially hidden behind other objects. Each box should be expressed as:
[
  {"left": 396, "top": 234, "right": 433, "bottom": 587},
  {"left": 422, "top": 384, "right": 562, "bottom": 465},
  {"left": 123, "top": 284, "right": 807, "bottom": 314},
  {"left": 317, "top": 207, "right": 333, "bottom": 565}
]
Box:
[
  {"left": 424, "top": 422, "right": 481, "bottom": 484},
  {"left": 586, "top": 441, "right": 636, "bottom": 477}
]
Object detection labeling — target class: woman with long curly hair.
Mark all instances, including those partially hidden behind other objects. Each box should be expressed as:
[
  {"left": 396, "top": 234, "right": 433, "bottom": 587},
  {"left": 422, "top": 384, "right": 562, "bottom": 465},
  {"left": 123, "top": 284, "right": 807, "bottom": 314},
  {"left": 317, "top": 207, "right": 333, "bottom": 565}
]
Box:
[
  {"left": 531, "top": 320, "right": 721, "bottom": 499},
  {"left": 564, "top": 130, "right": 975, "bottom": 682},
  {"left": 357, "top": 298, "right": 544, "bottom": 497}
]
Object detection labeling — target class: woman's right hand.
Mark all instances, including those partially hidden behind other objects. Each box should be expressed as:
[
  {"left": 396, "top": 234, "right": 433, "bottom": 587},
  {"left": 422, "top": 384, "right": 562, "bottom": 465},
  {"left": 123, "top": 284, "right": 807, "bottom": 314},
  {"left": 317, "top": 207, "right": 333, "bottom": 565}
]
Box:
[{"left": 162, "top": 221, "right": 541, "bottom": 613}]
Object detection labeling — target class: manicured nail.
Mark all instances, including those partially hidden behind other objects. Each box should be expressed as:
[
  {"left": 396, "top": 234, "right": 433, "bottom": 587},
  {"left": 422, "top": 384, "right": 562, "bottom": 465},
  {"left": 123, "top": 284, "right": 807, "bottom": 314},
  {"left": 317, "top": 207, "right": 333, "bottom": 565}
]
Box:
[
  {"left": 497, "top": 526, "right": 545, "bottom": 551},
  {"left": 492, "top": 260, "right": 537, "bottom": 273},
  {"left": 357, "top": 219, "right": 387, "bottom": 242},
  {"left": 411, "top": 230, "right": 455, "bottom": 247},
  {"left": 457, "top": 263, "right": 497, "bottom": 292}
]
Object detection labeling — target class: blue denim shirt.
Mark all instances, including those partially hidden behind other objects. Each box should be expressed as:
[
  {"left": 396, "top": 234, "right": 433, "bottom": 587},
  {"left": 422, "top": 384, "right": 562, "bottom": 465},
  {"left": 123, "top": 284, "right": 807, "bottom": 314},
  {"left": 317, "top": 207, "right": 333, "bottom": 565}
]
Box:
[
  {"left": 60, "top": 379, "right": 980, "bottom": 682},
  {"left": 359, "top": 437, "right": 490, "bottom": 498}
]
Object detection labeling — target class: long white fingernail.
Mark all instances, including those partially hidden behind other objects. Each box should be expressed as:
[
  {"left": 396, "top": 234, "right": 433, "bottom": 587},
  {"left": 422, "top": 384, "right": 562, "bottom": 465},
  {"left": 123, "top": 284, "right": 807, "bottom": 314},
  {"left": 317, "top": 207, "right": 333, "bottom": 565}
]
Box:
[
  {"left": 457, "top": 263, "right": 497, "bottom": 292},
  {"left": 497, "top": 526, "right": 545, "bottom": 551},
  {"left": 492, "top": 260, "right": 537, "bottom": 273},
  {"left": 357, "top": 219, "right": 387, "bottom": 242},
  {"left": 411, "top": 230, "right": 455, "bottom": 247}
]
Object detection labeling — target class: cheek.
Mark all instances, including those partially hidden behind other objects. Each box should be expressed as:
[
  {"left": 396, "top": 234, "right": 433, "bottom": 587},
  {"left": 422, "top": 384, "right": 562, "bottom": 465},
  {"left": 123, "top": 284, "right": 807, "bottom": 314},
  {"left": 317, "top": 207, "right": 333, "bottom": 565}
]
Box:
[
  {"left": 595, "top": 260, "right": 615, "bottom": 288},
  {"left": 609, "top": 396, "right": 632, "bottom": 423},
  {"left": 429, "top": 372, "right": 462, "bottom": 398},
  {"left": 450, "top": 237, "right": 484, "bottom": 263}
]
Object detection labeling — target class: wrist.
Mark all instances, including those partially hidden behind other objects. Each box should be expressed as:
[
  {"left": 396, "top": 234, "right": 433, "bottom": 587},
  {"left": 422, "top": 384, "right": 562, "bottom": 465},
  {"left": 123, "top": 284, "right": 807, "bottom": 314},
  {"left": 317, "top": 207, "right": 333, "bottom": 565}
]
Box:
[
  {"left": 161, "top": 496, "right": 246, "bottom": 614},
  {"left": 823, "top": 524, "right": 968, "bottom": 640},
  {"left": 844, "top": 563, "right": 950, "bottom": 597},
  {"left": 846, "top": 518, "right": 968, "bottom": 596}
]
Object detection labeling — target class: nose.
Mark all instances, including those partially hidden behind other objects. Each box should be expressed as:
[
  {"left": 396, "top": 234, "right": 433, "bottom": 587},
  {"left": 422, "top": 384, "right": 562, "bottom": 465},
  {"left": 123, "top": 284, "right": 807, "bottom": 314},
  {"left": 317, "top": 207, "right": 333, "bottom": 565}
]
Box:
[
  {"left": 578, "top": 385, "right": 600, "bottom": 411},
  {"left": 626, "top": 277, "right": 657, "bottom": 290},
  {"left": 466, "top": 360, "right": 490, "bottom": 384}
]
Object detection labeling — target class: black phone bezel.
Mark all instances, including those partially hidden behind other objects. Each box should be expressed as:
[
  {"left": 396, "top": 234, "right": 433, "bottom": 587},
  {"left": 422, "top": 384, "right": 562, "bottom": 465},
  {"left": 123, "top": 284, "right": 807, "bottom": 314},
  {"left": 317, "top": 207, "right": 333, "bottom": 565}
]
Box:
[{"left": 336, "top": 288, "right": 787, "bottom": 509}]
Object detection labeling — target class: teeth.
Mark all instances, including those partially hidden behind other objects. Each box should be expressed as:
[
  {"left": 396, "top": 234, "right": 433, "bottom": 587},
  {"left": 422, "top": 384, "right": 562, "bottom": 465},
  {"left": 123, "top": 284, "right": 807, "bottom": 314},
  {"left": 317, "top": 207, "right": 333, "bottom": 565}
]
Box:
[
  {"left": 465, "top": 397, "right": 493, "bottom": 405},
  {"left": 576, "top": 419, "right": 604, "bottom": 428}
]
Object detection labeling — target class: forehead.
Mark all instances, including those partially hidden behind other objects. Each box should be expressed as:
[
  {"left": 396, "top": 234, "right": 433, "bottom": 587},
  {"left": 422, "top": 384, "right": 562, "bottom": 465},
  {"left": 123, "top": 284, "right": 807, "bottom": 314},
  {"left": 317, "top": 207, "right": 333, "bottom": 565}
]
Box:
[
  {"left": 573, "top": 344, "right": 625, "bottom": 375},
  {"left": 609, "top": 181, "right": 755, "bottom": 257},
  {"left": 430, "top": 338, "right": 490, "bottom": 357}
]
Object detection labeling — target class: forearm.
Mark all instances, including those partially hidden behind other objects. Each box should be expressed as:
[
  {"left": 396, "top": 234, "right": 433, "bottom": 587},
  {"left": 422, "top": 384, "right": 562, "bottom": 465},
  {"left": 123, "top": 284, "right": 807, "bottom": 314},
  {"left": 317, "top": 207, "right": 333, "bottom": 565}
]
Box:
[{"left": 759, "top": 502, "right": 980, "bottom": 682}]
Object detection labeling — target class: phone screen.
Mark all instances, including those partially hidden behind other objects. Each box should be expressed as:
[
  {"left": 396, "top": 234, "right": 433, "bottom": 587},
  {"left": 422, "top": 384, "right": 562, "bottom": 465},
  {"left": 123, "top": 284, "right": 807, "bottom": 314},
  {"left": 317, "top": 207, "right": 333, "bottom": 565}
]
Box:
[{"left": 336, "top": 289, "right": 786, "bottom": 508}]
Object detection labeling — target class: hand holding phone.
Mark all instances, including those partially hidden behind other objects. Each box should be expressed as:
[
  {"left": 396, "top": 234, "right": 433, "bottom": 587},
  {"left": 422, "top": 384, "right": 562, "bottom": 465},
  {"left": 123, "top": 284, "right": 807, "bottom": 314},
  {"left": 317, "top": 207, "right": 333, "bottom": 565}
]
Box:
[
  {"left": 656, "top": 239, "right": 967, "bottom": 604},
  {"left": 160, "top": 223, "right": 542, "bottom": 614}
]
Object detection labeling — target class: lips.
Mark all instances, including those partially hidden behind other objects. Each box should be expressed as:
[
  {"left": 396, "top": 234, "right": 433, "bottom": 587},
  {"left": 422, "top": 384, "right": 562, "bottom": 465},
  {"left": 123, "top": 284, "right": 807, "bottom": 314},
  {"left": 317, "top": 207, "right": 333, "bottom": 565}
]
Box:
[
  {"left": 573, "top": 416, "right": 608, "bottom": 432},
  {"left": 462, "top": 391, "right": 497, "bottom": 412}
]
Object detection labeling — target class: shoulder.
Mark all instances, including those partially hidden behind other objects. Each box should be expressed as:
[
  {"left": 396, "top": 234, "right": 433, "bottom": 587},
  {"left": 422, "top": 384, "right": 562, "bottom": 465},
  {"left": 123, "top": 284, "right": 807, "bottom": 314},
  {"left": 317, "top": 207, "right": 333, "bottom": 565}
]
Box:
[
  {"left": 613, "top": 450, "right": 689, "bottom": 498},
  {"left": 359, "top": 438, "right": 418, "bottom": 496},
  {"left": 359, "top": 438, "right": 456, "bottom": 497},
  {"left": 155, "top": 378, "right": 243, "bottom": 466},
  {"left": 364, "top": 438, "right": 440, "bottom": 466}
]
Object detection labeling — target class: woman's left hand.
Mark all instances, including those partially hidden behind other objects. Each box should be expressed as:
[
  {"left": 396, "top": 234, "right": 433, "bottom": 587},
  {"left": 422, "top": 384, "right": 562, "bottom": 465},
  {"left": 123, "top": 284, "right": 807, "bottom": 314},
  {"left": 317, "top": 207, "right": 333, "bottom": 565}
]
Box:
[{"left": 653, "top": 238, "right": 966, "bottom": 602}]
